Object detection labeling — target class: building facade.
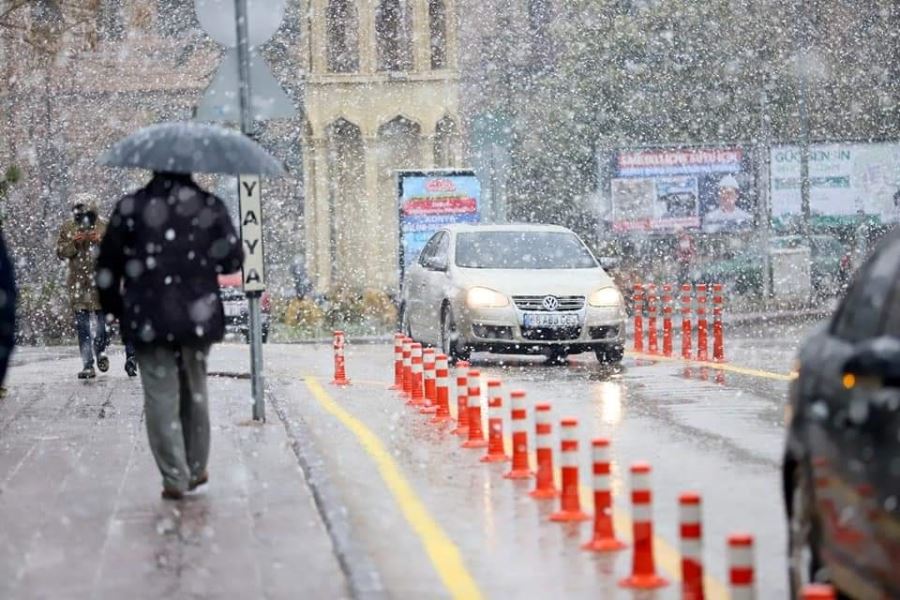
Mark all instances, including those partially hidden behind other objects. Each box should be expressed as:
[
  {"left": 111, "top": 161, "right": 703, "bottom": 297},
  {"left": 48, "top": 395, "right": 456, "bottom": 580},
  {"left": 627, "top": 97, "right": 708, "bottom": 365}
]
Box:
[{"left": 300, "top": 0, "right": 462, "bottom": 292}]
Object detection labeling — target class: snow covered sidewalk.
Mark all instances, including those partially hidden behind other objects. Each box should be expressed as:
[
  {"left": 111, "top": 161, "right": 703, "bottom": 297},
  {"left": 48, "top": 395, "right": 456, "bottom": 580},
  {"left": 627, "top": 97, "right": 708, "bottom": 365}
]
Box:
[{"left": 0, "top": 347, "right": 348, "bottom": 599}]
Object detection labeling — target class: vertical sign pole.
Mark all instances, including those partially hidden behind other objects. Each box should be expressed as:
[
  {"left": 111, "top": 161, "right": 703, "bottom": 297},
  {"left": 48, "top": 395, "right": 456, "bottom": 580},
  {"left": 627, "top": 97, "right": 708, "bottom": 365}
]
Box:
[{"left": 235, "top": 0, "right": 265, "bottom": 422}]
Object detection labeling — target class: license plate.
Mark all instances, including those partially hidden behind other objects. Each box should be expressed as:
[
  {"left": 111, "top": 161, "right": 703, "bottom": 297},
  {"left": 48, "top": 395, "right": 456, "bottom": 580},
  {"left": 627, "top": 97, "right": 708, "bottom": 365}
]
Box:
[
  {"left": 523, "top": 312, "right": 579, "bottom": 329},
  {"left": 224, "top": 302, "right": 243, "bottom": 317}
]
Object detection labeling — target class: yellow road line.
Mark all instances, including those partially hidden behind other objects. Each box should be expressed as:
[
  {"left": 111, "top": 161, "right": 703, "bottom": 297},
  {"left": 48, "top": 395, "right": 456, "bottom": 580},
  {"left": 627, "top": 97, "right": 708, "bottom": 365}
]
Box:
[
  {"left": 304, "top": 377, "right": 483, "bottom": 600},
  {"left": 627, "top": 350, "right": 795, "bottom": 381}
]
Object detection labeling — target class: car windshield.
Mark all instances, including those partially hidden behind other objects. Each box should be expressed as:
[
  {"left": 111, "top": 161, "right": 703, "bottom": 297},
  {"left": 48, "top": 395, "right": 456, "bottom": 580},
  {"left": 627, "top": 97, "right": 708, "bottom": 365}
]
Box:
[{"left": 455, "top": 231, "right": 598, "bottom": 269}]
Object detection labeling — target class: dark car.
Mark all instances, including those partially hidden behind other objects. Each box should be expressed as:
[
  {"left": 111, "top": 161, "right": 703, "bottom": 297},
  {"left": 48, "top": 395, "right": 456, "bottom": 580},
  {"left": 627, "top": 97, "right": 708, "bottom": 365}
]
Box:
[
  {"left": 218, "top": 274, "right": 270, "bottom": 343},
  {"left": 783, "top": 230, "right": 900, "bottom": 599}
]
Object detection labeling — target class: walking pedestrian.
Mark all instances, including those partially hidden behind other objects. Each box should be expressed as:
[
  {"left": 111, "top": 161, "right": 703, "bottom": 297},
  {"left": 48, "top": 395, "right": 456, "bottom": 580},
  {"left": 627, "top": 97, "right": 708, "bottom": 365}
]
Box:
[
  {"left": 675, "top": 227, "right": 695, "bottom": 284},
  {"left": 96, "top": 172, "right": 243, "bottom": 500},
  {"left": 57, "top": 195, "right": 136, "bottom": 379}
]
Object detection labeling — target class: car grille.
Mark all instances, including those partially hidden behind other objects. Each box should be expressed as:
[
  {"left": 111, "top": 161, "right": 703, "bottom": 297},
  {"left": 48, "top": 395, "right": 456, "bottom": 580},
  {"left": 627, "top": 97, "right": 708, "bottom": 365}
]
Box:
[
  {"left": 512, "top": 295, "right": 585, "bottom": 312},
  {"left": 521, "top": 326, "right": 582, "bottom": 341}
]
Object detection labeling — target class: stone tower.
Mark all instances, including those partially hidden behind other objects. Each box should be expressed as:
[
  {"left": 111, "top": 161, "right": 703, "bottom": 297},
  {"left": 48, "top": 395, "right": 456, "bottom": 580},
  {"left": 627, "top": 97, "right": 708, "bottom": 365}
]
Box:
[{"left": 301, "top": 0, "right": 463, "bottom": 293}]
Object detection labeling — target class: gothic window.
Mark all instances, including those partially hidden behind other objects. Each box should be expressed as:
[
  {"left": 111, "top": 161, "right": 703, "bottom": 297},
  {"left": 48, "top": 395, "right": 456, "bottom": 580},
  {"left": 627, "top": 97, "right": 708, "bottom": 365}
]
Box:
[
  {"left": 98, "top": 0, "right": 125, "bottom": 42},
  {"left": 327, "top": 0, "right": 359, "bottom": 73},
  {"left": 428, "top": 0, "right": 447, "bottom": 70},
  {"left": 433, "top": 116, "right": 458, "bottom": 167},
  {"left": 375, "top": 0, "right": 412, "bottom": 72}
]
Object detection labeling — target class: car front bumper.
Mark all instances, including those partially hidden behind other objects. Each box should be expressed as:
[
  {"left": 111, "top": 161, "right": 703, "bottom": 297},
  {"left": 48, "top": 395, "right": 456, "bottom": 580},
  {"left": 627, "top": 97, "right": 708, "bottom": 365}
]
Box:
[{"left": 457, "top": 303, "right": 626, "bottom": 354}]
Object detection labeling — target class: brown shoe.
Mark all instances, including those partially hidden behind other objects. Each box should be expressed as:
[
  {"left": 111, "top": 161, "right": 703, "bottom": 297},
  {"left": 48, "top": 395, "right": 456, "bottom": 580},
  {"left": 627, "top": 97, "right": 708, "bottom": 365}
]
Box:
[
  {"left": 161, "top": 488, "right": 184, "bottom": 501},
  {"left": 189, "top": 472, "right": 209, "bottom": 491}
]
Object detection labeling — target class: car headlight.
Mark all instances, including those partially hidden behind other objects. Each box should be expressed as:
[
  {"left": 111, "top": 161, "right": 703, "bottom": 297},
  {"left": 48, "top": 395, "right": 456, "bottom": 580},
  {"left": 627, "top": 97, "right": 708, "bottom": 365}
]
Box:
[
  {"left": 589, "top": 287, "right": 623, "bottom": 307},
  {"left": 467, "top": 286, "right": 509, "bottom": 308}
]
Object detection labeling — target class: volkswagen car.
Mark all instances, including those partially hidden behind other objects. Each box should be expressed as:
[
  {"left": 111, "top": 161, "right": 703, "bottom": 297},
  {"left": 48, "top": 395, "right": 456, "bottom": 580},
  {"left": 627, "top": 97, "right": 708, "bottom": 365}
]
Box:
[
  {"left": 218, "top": 274, "right": 270, "bottom": 343},
  {"left": 400, "top": 224, "right": 626, "bottom": 363}
]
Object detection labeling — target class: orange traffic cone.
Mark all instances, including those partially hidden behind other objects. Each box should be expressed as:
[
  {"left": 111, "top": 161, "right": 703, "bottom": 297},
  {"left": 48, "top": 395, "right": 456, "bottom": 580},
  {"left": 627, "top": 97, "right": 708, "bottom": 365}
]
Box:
[
  {"left": 330, "top": 331, "right": 350, "bottom": 386},
  {"left": 461, "top": 370, "right": 487, "bottom": 449},
  {"left": 529, "top": 403, "right": 558, "bottom": 499},
  {"left": 680, "top": 492, "right": 705, "bottom": 600},
  {"left": 619, "top": 462, "right": 668, "bottom": 589},
  {"left": 801, "top": 584, "right": 835, "bottom": 599},
  {"left": 420, "top": 348, "right": 437, "bottom": 414},
  {"left": 401, "top": 338, "right": 412, "bottom": 397},
  {"left": 407, "top": 343, "right": 425, "bottom": 406},
  {"left": 582, "top": 438, "right": 626, "bottom": 552},
  {"left": 504, "top": 390, "right": 533, "bottom": 479},
  {"left": 431, "top": 354, "right": 453, "bottom": 424},
  {"left": 390, "top": 333, "right": 403, "bottom": 390},
  {"left": 481, "top": 380, "right": 509, "bottom": 463},
  {"left": 549, "top": 418, "right": 589, "bottom": 522},
  {"left": 451, "top": 361, "right": 470, "bottom": 437}
]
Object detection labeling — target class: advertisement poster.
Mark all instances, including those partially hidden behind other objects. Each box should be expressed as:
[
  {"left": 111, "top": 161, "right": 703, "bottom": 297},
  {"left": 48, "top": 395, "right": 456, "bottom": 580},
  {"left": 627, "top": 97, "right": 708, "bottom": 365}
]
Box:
[
  {"left": 397, "top": 170, "right": 480, "bottom": 275},
  {"left": 770, "top": 142, "right": 900, "bottom": 223},
  {"left": 610, "top": 147, "right": 754, "bottom": 233}
]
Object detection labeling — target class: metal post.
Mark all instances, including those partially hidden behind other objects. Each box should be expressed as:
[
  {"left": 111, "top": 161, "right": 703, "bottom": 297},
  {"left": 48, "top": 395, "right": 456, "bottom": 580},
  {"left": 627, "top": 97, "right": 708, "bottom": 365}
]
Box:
[
  {"left": 758, "top": 89, "right": 772, "bottom": 302},
  {"left": 235, "top": 0, "right": 265, "bottom": 422},
  {"left": 795, "top": 0, "right": 812, "bottom": 246}
]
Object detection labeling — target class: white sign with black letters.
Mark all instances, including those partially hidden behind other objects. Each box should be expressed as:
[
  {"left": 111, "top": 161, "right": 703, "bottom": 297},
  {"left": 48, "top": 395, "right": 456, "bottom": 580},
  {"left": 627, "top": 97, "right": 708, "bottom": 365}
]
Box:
[{"left": 238, "top": 174, "right": 265, "bottom": 293}]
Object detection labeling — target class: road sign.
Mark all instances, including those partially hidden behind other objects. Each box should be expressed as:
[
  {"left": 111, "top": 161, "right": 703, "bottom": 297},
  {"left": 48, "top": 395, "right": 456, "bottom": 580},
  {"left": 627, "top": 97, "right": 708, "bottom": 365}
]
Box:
[
  {"left": 194, "top": 0, "right": 285, "bottom": 47},
  {"left": 195, "top": 49, "right": 296, "bottom": 122},
  {"left": 238, "top": 175, "right": 265, "bottom": 292}
]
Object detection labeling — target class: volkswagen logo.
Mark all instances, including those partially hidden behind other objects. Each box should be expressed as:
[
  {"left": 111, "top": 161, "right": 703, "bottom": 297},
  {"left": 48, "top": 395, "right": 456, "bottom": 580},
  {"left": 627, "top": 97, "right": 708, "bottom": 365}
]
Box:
[{"left": 541, "top": 295, "right": 560, "bottom": 311}]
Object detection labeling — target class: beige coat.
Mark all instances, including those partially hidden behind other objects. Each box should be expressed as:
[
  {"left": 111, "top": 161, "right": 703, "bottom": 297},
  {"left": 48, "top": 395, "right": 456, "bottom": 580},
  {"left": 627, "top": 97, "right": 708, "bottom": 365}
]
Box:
[{"left": 56, "top": 217, "right": 106, "bottom": 312}]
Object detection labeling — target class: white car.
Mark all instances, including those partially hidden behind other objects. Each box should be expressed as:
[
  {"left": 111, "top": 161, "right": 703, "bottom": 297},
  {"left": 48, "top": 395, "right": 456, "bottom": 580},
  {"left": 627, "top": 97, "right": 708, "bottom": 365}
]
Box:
[{"left": 401, "top": 224, "right": 627, "bottom": 363}]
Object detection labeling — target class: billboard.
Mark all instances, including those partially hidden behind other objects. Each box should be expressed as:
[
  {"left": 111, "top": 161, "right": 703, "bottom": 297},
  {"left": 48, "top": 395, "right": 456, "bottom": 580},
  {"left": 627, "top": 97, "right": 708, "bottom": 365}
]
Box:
[
  {"left": 397, "top": 170, "right": 480, "bottom": 276},
  {"left": 609, "top": 147, "right": 754, "bottom": 233},
  {"left": 770, "top": 142, "right": 900, "bottom": 223}
]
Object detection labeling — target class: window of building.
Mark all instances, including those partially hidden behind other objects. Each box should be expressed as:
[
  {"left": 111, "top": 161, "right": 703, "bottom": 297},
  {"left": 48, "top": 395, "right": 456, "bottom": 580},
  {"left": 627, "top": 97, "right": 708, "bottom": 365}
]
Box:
[
  {"left": 433, "top": 116, "right": 458, "bottom": 167},
  {"left": 375, "top": 0, "right": 412, "bottom": 72},
  {"left": 428, "top": 0, "right": 447, "bottom": 69},
  {"left": 98, "top": 0, "right": 125, "bottom": 42},
  {"left": 327, "top": 0, "right": 359, "bottom": 73}
]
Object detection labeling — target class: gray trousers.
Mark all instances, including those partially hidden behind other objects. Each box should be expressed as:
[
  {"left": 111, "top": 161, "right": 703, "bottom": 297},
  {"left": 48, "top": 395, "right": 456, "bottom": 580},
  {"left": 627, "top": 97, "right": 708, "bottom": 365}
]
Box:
[{"left": 136, "top": 345, "right": 210, "bottom": 493}]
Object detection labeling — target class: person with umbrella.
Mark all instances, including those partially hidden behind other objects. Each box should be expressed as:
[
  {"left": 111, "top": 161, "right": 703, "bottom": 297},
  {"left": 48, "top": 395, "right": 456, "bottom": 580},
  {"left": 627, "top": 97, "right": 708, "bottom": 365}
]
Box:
[{"left": 95, "top": 122, "right": 282, "bottom": 500}]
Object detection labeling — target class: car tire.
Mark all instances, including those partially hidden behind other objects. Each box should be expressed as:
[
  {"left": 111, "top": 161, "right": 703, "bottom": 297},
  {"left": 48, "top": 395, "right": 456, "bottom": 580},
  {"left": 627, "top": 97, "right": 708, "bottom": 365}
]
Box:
[
  {"left": 400, "top": 302, "right": 413, "bottom": 340},
  {"left": 787, "top": 464, "right": 826, "bottom": 599},
  {"left": 595, "top": 345, "right": 624, "bottom": 365},
  {"left": 441, "top": 305, "right": 469, "bottom": 363}
]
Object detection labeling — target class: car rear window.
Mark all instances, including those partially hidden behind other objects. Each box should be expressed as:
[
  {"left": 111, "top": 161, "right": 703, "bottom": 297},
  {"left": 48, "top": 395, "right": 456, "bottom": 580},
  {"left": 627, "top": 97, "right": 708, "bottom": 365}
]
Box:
[{"left": 455, "top": 231, "right": 598, "bottom": 269}]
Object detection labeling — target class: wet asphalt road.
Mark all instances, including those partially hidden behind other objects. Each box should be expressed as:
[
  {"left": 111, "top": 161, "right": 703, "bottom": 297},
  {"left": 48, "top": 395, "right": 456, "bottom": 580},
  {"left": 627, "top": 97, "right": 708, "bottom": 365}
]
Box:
[
  {"left": 257, "top": 319, "right": 818, "bottom": 599},
  {"left": 1, "top": 319, "right": 818, "bottom": 599}
]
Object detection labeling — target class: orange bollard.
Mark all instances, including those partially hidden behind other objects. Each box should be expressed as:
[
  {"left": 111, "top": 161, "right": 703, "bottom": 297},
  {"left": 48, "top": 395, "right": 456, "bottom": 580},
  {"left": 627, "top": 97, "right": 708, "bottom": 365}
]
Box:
[
  {"left": 582, "top": 438, "right": 626, "bottom": 552},
  {"left": 681, "top": 283, "right": 693, "bottom": 359},
  {"left": 712, "top": 283, "right": 725, "bottom": 362},
  {"left": 401, "top": 338, "right": 412, "bottom": 397},
  {"left": 633, "top": 284, "right": 644, "bottom": 352},
  {"left": 431, "top": 354, "right": 453, "bottom": 424},
  {"left": 481, "top": 380, "right": 509, "bottom": 463},
  {"left": 801, "top": 584, "right": 836, "bottom": 599},
  {"left": 696, "top": 284, "right": 709, "bottom": 362},
  {"left": 647, "top": 284, "right": 658, "bottom": 354},
  {"left": 504, "top": 390, "right": 532, "bottom": 479},
  {"left": 390, "top": 333, "right": 404, "bottom": 390},
  {"left": 619, "top": 462, "right": 668, "bottom": 589},
  {"left": 451, "top": 361, "right": 470, "bottom": 437},
  {"left": 420, "top": 348, "right": 438, "bottom": 414},
  {"left": 680, "top": 492, "right": 705, "bottom": 600},
  {"left": 662, "top": 284, "right": 673, "bottom": 357},
  {"left": 407, "top": 343, "right": 425, "bottom": 406},
  {"left": 461, "top": 370, "right": 487, "bottom": 448},
  {"left": 549, "top": 418, "right": 589, "bottom": 522},
  {"left": 330, "top": 331, "right": 351, "bottom": 386},
  {"left": 529, "top": 403, "right": 559, "bottom": 499},
  {"left": 728, "top": 534, "right": 755, "bottom": 600}
]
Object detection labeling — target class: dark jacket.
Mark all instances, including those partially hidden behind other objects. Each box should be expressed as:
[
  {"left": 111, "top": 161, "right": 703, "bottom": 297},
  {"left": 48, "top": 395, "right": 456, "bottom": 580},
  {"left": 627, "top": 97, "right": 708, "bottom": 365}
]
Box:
[{"left": 97, "top": 173, "right": 243, "bottom": 347}]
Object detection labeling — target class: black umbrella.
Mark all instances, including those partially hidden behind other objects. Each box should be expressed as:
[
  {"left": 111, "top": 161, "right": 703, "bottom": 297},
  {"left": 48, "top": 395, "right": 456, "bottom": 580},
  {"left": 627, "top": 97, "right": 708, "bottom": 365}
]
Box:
[{"left": 98, "top": 122, "right": 285, "bottom": 177}]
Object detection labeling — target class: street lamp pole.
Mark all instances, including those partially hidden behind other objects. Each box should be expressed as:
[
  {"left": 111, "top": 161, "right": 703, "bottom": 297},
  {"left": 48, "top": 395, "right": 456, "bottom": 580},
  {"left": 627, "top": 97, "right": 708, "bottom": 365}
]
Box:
[
  {"left": 795, "top": 0, "right": 812, "bottom": 244},
  {"left": 234, "top": 0, "right": 265, "bottom": 422}
]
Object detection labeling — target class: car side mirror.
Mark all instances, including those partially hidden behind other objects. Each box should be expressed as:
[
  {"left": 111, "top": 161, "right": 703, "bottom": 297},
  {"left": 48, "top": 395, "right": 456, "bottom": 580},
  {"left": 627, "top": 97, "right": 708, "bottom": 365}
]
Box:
[
  {"left": 843, "top": 336, "right": 900, "bottom": 385},
  {"left": 599, "top": 257, "right": 620, "bottom": 272}
]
